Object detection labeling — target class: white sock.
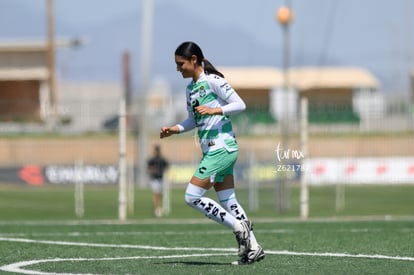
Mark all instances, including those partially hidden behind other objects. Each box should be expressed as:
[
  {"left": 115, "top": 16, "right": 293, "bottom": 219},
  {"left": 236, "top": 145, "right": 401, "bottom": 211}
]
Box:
[
  {"left": 185, "top": 183, "right": 237, "bottom": 229},
  {"left": 217, "top": 189, "right": 247, "bottom": 220},
  {"left": 217, "top": 188, "right": 259, "bottom": 250}
]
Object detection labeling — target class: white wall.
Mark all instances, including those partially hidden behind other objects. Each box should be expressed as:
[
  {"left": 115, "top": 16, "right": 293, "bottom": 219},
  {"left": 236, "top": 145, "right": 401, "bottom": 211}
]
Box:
[
  {"left": 270, "top": 87, "right": 298, "bottom": 119},
  {"left": 58, "top": 82, "right": 122, "bottom": 132},
  {"left": 353, "top": 90, "right": 386, "bottom": 120}
]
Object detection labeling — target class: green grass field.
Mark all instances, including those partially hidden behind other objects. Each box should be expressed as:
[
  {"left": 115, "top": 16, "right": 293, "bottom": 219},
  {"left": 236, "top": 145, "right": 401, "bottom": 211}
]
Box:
[
  {"left": 0, "top": 220, "right": 413, "bottom": 274},
  {"left": 0, "top": 184, "right": 413, "bottom": 274},
  {"left": 1, "top": 184, "right": 414, "bottom": 220}
]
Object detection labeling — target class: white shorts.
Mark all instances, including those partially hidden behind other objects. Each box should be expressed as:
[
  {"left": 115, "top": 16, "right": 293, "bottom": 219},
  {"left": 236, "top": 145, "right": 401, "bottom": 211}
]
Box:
[{"left": 150, "top": 178, "right": 163, "bottom": 194}]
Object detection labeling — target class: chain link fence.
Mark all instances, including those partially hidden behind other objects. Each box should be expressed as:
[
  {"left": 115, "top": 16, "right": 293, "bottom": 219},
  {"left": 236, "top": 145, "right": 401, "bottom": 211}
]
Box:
[{"left": 1, "top": 88, "right": 413, "bottom": 217}]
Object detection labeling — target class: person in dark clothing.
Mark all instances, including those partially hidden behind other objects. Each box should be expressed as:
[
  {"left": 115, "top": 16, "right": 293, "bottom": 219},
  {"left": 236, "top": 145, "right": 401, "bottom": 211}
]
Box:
[{"left": 147, "top": 144, "right": 169, "bottom": 217}]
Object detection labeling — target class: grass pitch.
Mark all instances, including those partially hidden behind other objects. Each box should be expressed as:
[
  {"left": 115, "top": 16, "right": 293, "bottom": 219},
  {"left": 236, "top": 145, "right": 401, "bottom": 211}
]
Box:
[
  {"left": 1, "top": 184, "right": 414, "bottom": 220},
  {"left": 0, "top": 220, "right": 413, "bottom": 274},
  {"left": 0, "top": 184, "right": 413, "bottom": 274}
]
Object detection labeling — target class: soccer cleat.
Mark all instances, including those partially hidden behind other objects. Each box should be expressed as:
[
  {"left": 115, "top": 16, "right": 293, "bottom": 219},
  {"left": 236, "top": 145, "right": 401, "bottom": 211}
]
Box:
[
  {"left": 231, "top": 255, "right": 249, "bottom": 266},
  {"left": 231, "top": 246, "right": 265, "bottom": 265},
  {"left": 247, "top": 245, "right": 265, "bottom": 263},
  {"left": 233, "top": 220, "right": 252, "bottom": 257}
]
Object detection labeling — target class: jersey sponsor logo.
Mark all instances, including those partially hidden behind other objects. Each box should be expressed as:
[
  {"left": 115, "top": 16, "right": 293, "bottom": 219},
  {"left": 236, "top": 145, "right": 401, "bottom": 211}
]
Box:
[
  {"left": 191, "top": 99, "right": 199, "bottom": 109},
  {"left": 208, "top": 140, "right": 215, "bottom": 147},
  {"left": 191, "top": 99, "right": 205, "bottom": 127},
  {"left": 198, "top": 166, "right": 207, "bottom": 174},
  {"left": 191, "top": 99, "right": 200, "bottom": 121},
  {"left": 220, "top": 82, "right": 232, "bottom": 93}
]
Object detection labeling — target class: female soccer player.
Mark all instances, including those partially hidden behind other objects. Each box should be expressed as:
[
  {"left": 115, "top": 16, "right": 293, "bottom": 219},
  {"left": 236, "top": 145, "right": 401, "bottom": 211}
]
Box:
[{"left": 160, "top": 41, "right": 265, "bottom": 265}]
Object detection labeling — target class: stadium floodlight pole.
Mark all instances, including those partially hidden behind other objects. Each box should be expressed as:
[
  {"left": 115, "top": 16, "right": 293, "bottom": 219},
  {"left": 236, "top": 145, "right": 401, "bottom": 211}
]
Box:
[
  {"left": 118, "top": 51, "right": 130, "bottom": 222},
  {"left": 118, "top": 95, "right": 127, "bottom": 221},
  {"left": 46, "top": 0, "right": 57, "bottom": 128},
  {"left": 136, "top": 0, "right": 153, "bottom": 189},
  {"left": 276, "top": 1, "right": 293, "bottom": 213},
  {"left": 300, "top": 97, "right": 309, "bottom": 220},
  {"left": 75, "top": 159, "right": 85, "bottom": 218},
  {"left": 127, "top": 165, "right": 135, "bottom": 214}
]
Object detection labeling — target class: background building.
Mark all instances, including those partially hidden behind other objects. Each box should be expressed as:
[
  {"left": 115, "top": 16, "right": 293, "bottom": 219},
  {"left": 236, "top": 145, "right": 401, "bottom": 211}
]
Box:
[
  {"left": 0, "top": 39, "right": 80, "bottom": 123},
  {"left": 220, "top": 66, "right": 384, "bottom": 131},
  {"left": 0, "top": 40, "right": 50, "bottom": 122}
]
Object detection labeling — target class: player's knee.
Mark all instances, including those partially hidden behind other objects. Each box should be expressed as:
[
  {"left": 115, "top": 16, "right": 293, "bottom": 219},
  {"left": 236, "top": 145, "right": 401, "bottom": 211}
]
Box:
[
  {"left": 184, "top": 183, "right": 206, "bottom": 207},
  {"left": 184, "top": 193, "right": 197, "bottom": 206}
]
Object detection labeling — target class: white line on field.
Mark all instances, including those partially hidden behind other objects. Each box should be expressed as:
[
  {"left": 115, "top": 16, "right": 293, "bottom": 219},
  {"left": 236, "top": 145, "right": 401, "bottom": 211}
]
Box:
[
  {"left": 1, "top": 227, "right": 413, "bottom": 239},
  {"left": 0, "top": 229, "right": 290, "bottom": 238},
  {"left": 0, "top": 237, "right": 236, "bottom": 252},
  {"left": 265, "top": 250, "right": 414, "bottom": 262},
  {"left": 1, "top": 237, "right": 414, "bottom": 262},
  {"left": 2, "top": 250, "right": 414, "bottom": 275},
  {"left": 0, "top": 237, "right": 414, "bottom": 274},
  {"left": 0, "top": 253, "right": 235, "bottom": 275},
  {"left": 0, "top": 215, "right": 413, "bottom": 226}
]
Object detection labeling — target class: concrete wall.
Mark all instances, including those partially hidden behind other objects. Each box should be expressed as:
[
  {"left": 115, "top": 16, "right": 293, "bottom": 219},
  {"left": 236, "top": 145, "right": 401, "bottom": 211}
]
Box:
[
  {"left": 58, "top": 82, "right": 122, "bottom": 132},
  {"left": 0, "top": 136, "right": 412, "bottom": 166}
]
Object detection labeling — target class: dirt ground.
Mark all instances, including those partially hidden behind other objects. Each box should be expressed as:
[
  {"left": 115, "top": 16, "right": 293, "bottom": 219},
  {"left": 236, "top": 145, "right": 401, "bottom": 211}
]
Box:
[{"left": 0, "top": 135, "right": 413, "bottom": 165}]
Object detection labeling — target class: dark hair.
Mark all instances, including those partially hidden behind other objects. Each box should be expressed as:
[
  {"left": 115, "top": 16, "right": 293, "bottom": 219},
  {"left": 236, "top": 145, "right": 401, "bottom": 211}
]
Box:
[{"left": 174, "top": 41, "right": 224, "bottom": 78}]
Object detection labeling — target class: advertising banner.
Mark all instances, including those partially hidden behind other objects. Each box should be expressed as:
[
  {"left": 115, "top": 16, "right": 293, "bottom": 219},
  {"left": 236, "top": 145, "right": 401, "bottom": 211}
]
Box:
[
  {"left": 0, "top": 165, "right": 118, "bottom": 185},
  {"left": 303, "top": 157, "right": 414, "bottom": 185},
  {"left": 1, "top": 158, "right": 414, "bottom": 186}
]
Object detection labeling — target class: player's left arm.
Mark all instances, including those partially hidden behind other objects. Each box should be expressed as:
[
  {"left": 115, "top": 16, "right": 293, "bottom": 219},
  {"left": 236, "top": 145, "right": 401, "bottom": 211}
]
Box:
[
  {"left": 194, "top": 76, "right": 246, "bottom": 116},
  {"left": 220, "top": 91, "right": 246, "bottom": 115}
]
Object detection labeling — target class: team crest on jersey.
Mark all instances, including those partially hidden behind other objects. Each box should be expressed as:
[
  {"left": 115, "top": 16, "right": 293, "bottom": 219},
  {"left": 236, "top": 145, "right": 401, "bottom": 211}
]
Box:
[{"left": 199, "top": 86, "right": 206, "bottom": 97}]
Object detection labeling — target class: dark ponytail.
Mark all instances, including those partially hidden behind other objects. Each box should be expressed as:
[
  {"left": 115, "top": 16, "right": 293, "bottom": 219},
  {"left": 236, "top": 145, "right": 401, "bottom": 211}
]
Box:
[
  {"left": 175, "top": 41, "right": 224, "bottom": 78},
  {"left": 202, "top": 58, "right": 224, "bottom": 78}
]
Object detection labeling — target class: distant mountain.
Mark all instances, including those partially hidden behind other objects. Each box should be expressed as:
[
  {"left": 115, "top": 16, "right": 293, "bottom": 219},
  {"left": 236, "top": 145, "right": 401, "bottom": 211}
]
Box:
[
  {"left": 58, "top": 1, "right": 289, "bottom": 85},
  {"left": 0, "top": 2, "right": 305, "bottom": 82}
]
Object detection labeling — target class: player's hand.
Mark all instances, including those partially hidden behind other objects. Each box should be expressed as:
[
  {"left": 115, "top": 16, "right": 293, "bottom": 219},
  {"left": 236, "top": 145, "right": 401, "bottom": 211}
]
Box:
[
  {"left": 160, "top": 126, "right": 173, "bottom": 139},
  {"left": 194, "top": 105, "right": 222, "bottom": 115}
]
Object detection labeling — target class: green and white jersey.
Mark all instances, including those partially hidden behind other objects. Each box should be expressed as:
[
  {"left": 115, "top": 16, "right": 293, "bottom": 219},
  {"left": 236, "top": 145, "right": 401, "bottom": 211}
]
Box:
[{"left": 185, "top": 72, "right": 240, "bottom": 153}]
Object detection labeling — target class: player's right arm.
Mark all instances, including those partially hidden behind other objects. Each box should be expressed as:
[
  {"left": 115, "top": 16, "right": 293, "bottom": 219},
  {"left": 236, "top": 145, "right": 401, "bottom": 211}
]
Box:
[
  {"left": 160, "top": 113, "right": 196, "bottom": 139},
  {"left": 160, "top": 125, "right": 180, "bottom": 138}
]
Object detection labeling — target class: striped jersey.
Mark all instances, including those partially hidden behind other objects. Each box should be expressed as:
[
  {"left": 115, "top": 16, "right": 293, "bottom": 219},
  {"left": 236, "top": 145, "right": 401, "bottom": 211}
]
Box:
[{"left": 186, "top": 72, "right": 239, "bottom": 153}]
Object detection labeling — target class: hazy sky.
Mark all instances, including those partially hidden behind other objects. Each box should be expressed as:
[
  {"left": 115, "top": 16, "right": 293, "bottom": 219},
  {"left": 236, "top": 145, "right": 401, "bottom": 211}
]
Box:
[
  {"left": 20, "top": 0, "right": 413, "bottom": 49},
  {"left": 4, "top": 0, "right": 414, "bottom": 93}
]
